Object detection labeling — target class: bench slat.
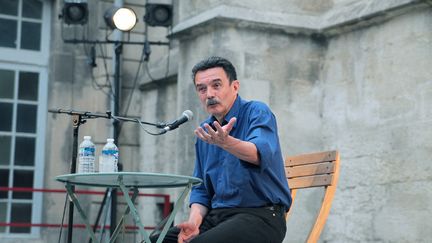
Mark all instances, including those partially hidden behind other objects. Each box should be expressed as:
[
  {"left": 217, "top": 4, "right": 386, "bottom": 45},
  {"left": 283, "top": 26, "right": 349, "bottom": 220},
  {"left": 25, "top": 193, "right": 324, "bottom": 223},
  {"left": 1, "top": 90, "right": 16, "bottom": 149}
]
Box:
[
  {"left": 286, "top": 151, "right": 337, "bottom": 166},
  {"left": 288, "top": 174, "right": 334, "bottom": 189},
  {"left": 286, "top": 162, "right": 335, "bottom": 178}
]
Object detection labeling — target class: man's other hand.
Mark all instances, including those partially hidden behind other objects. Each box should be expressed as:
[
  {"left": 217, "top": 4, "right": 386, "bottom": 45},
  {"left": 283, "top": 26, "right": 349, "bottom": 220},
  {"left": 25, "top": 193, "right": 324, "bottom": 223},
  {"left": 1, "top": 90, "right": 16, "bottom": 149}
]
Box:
[{"left": 177, "top": 221, "right": 199, "bottom": 243}]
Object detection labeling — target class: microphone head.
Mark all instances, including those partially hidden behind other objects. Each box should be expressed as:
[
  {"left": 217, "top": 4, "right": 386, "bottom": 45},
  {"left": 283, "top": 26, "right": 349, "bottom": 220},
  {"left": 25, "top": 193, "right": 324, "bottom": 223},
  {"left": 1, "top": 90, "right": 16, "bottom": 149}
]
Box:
[{"left": 183, "top": 110, "right": 194, "bottom": 121}]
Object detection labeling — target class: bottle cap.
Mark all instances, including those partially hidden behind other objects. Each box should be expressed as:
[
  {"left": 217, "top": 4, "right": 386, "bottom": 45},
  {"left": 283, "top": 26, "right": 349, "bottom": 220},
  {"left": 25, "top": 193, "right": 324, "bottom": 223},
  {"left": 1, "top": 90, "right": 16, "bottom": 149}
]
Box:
[
  {"left": 84, "top": 136, "right": 91, "bottom": 140},
  {"left": 107, "top": 138, "right": 114, "bottom": 143}
]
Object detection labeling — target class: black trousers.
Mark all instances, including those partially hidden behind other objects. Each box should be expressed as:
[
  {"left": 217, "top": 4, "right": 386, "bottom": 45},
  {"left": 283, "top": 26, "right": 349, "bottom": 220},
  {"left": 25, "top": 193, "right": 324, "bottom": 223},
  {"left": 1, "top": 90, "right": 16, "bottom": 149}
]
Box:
[{"left": 150, "top": 206, "right": 286, "bottom": 243}]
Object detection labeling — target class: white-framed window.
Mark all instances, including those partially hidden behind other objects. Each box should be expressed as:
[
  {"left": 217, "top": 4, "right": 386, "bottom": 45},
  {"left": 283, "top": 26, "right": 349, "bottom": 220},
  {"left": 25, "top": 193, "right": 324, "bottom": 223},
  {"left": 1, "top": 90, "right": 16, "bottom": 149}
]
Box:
[
  {"left": 0, "top": 0, "right": 50, "bottom": 237},
  {"left": 0, "top": 0, "right": 51, "bottom": 65}
]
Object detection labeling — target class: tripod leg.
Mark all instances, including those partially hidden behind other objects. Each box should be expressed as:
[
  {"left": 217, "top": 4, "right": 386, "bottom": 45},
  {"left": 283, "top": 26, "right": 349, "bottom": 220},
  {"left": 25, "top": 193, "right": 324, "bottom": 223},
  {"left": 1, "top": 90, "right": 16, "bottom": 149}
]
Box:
[{"left": 67, "top": 192, "right": 75, "bottom": 243}]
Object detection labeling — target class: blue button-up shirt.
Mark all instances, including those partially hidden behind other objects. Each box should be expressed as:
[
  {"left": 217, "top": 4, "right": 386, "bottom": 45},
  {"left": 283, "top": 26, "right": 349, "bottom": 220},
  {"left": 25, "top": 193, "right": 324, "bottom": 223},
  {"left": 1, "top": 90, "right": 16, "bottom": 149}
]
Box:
[{"left": 190, "top": 95, "right": 292, "bottom": 211}]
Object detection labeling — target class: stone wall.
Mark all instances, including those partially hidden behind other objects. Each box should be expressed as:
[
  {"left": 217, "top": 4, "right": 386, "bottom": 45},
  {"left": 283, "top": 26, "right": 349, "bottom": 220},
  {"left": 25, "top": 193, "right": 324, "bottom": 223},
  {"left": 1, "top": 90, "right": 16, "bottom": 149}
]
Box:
[
  {"left": 167, "top": 0, "right": 432, "bottom": 242},
  {"left": 40, "top": 0, "right": 432, "bottom": 242},
  {"left": 320, "top": 7, "right": 432, "bottom": 243}
]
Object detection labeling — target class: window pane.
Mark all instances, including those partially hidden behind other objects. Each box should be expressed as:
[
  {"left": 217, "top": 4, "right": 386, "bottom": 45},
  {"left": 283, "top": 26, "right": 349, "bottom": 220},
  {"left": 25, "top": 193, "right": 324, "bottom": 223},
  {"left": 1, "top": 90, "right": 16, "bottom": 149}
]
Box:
[
  {"left": 22, "top": 0, "right": 43, "bottom": 19},
  {"left": 0, "top": 0, "right": 18, "bottom": 15},
  {"left": 0, "top": 102, "right": 13, "bottom": 131},
  {"left": 14, "top": 137, "right": 35, "bottom": 166},
  {"left": 21, "top": 21, "right": 41, "bottom": 51},
  {"left": 0, "top": 202, "right": 6, "bottom": 232},
  {"left": 0, "top": 169, "right": 9, "bottom": 198},
  {"left": 0, "top": 135, "right": 11, "bottom": 165},
  {"left": 0, "top": 18, "right": 17, "bottom": 48},
  {"left": 18, "top": 71, "right": 39, "bottom": 101},
  {"left": 10, "top": 203, "right": 32, "bottom": 233},
  {"left": 16, "top": 104, "right": 37, "bottom": 133},
  {"left": 13, "top": 170, "right": 33, "bottom": 199},
  {"left": 0, "top": 69, "right": 15, "bottom": 99}
]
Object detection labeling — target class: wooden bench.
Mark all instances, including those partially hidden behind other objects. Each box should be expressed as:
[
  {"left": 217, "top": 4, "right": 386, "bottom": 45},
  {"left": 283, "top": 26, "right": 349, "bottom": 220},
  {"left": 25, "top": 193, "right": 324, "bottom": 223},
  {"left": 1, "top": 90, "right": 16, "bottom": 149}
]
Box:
[{"left": 285, "top": 150, "right": 340, "bottom": 243}]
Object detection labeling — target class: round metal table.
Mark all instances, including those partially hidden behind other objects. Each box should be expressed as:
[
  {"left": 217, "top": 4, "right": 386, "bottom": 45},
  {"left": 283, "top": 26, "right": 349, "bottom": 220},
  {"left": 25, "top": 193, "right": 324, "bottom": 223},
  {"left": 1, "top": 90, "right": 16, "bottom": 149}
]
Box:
[{"left": 56, "top": 172, "right": 202, "bottom": 243}]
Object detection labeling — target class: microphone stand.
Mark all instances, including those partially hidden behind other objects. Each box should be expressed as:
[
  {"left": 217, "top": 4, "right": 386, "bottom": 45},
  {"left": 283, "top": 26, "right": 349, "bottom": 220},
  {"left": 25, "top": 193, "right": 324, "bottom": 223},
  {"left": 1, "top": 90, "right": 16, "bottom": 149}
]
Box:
[{"left": 49, "top": 108, "right": 167, "bottom": 243}]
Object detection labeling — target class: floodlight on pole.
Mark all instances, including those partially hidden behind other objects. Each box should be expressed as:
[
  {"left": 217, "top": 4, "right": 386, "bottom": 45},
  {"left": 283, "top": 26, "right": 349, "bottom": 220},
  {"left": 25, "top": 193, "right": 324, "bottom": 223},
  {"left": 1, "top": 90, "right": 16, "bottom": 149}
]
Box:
[
  {"left": 144, "top": 4, "right": 173, "bottom": 27},
  {"left": 61, "top": 1, "right": 89, "bottom": 25},
  {"left": 104, "top": 7, "right": 138, "bottom": 32}
]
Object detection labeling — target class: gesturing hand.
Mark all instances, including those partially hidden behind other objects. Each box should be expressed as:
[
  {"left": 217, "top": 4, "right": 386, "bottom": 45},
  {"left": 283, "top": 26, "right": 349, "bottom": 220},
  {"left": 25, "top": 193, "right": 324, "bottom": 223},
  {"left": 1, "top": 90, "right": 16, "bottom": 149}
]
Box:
[
  {"left": 195, "top": 117, "right": 237, "bottom": 146},
  {"left": 177, "top": 221, "right": 199, "bottom": 243}
]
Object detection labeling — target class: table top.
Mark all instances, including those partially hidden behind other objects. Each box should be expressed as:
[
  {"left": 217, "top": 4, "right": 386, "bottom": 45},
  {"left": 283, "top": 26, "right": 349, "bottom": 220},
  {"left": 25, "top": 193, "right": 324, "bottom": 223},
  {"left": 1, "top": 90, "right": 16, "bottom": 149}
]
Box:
[{"left": 55, "top": 172, "right": 202, "bottom": 188}]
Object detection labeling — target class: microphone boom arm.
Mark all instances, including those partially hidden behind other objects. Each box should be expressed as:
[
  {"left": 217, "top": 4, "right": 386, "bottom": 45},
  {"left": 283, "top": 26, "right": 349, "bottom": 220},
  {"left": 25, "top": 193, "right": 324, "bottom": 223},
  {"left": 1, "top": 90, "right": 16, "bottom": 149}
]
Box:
[
  {"left": 49, "top": 108, "right": 167, "bottom": 129},
  {"left": 49, "top": 108, "right": 194, "bottom": 136}
]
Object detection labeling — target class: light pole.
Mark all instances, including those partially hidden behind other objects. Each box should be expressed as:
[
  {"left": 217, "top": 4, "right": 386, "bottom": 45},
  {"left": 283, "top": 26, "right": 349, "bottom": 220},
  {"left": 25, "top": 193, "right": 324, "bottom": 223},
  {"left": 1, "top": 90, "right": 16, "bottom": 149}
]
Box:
[
  {"left": 59, "top": 2, "right": 172, "bottom": 242},
  {"left": 111, "top": 40, "right": 121, "bottom": 236}
]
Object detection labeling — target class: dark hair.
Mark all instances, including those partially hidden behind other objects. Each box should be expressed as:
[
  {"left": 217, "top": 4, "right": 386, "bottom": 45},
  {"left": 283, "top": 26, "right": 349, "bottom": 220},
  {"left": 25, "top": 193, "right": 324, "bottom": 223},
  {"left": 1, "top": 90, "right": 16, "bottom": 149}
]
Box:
[{"left": 191, "top": 56, "right": 237, "bottom": 84}]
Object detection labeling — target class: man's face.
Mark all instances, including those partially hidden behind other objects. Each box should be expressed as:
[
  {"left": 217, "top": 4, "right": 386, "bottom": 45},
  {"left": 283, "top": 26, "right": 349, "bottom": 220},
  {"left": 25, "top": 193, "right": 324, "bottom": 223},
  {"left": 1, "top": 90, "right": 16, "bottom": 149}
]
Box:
[{"left": 194, "top": 67, "right": 239, "bottom": 121}]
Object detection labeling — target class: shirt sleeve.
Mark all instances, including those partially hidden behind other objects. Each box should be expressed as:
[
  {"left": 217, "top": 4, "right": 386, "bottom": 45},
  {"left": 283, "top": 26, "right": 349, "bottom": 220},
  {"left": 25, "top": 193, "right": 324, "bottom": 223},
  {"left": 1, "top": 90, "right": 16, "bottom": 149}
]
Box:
[{"left": 245, "top": 103, "right": 281, "bottom": 172}]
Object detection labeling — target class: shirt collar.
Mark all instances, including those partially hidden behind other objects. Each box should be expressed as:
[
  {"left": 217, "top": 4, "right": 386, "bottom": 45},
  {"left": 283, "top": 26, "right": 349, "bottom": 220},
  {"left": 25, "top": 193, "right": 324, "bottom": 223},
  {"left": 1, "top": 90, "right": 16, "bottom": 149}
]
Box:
[{"left": 206, "top": 95, "right": 241, "bottom": 129}]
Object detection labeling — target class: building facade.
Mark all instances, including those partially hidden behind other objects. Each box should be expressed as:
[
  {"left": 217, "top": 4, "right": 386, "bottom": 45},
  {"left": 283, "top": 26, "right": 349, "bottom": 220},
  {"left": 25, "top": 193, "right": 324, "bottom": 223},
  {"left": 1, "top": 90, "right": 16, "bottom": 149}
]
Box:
[{"left": 0, "top": 0, "right": 431, "bottom": 242}]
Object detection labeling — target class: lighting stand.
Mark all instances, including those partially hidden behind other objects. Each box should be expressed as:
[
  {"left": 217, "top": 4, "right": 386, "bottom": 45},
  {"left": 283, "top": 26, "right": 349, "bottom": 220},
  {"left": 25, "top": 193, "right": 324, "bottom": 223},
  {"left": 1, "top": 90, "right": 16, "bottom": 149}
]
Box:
[
  {"left": 59, "top": 4, "right": 170, "bottom": 239},
  {"left": 111, "top": 41, "right": 122, "bottom": 237}
]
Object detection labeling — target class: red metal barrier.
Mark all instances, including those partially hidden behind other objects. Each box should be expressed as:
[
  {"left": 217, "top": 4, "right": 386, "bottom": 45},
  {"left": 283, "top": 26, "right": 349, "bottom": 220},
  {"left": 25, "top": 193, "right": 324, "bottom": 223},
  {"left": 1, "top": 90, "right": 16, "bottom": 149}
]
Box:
[
  {"left": 0, "top": 222, "right": 153, "bottom": 230},
  {"left": 0, "top": 187, "right": 171, "bottom": 231}
]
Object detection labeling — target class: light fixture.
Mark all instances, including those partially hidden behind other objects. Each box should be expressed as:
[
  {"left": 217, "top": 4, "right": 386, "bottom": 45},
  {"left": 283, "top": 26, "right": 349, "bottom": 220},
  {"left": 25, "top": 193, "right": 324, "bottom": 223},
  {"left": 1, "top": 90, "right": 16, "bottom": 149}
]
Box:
[
  {"left": 104, "top": 7, "right": 138, "bottom": 32},
  {"left": 61, "top": 1, "right": 89, "bottom": 25},
  {"left": 144, "top": 4, "right": 173, "bottom": 27}
]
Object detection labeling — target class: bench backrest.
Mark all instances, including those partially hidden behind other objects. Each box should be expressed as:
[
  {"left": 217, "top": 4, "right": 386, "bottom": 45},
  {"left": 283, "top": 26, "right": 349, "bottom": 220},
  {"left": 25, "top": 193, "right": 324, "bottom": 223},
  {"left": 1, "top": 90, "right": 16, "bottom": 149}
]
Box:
[{"left": 285, "top": 150, "right": 340, "bottom": 243}]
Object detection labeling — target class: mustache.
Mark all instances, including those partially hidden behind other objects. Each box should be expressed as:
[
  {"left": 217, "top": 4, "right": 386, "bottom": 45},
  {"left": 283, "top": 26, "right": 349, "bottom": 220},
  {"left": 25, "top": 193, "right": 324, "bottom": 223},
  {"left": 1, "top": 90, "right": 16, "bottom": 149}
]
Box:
[{"left": 206, "top": 98, "right": 220, "bottom": 106}]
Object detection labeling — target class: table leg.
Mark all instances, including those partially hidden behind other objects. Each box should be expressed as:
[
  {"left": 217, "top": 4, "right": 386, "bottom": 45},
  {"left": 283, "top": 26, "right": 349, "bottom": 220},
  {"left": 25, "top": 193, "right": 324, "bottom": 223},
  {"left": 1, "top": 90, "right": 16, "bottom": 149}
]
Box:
[
  {"left": 65, "top": 183, "right": 100, "bottom": 243},
  {"left": 156, "top": 183, "right": 192, "bottom": 243},
  {"left": 118, "top": 178, "right": 151, "bottom": 243},
  {"left": 109, "top": 187, "right": 139, "bottom": 243},
  {"left": 99, "top": 189, "right": 112, "bottom": 242}
]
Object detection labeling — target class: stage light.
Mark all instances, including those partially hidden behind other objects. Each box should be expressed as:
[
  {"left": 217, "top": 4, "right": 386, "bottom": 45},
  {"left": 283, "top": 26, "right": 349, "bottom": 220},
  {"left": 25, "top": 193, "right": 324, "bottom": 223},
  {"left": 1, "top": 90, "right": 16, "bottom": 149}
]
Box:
[
  {"left": 104, "top": 7, "right": 138, "bottom": 32},
  {"left": 61, "top": 1, "right": 89, "bottom": 25},
  {"left": 144, "top": 4, "right": 172, "bottom": 27}
]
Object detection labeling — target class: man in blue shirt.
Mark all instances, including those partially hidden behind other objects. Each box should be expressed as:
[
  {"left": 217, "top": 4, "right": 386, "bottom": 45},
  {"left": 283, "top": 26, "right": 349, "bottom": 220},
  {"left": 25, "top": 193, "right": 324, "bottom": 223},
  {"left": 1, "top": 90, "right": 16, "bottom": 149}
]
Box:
[{"left": 153, "top": 56, "right": 291, "bottom": 243}]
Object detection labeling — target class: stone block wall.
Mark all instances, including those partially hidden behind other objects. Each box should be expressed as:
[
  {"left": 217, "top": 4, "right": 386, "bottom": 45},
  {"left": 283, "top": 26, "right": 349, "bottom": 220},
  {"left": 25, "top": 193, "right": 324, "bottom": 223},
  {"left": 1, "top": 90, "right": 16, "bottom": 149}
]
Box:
[
  {"left": 39, "top": 0, "right": 432, "bottom": 242},
  {"left": 168, "top": 0, "right": 432, "bottom": 242}
]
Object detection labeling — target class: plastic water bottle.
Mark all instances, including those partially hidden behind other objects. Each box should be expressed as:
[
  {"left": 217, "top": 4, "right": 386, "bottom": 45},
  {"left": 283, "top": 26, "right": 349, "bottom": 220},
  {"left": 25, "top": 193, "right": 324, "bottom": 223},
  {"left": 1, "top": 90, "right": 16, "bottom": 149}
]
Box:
[
  {"left": 99, "top": 138, "right": 118, "bottom": 172},
  {"left": 78, "top": 136, "right": 95, "bottom": 173}
]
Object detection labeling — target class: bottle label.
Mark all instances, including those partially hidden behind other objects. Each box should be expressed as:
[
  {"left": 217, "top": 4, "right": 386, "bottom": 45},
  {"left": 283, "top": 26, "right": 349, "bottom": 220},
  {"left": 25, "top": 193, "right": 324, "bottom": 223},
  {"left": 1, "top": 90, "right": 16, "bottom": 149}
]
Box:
[
  {"left": 80, "top": 147, "right": 95, "bottom": 156},
  {"left": 102, "top": 149, "right": 118, "bottom": 159}
]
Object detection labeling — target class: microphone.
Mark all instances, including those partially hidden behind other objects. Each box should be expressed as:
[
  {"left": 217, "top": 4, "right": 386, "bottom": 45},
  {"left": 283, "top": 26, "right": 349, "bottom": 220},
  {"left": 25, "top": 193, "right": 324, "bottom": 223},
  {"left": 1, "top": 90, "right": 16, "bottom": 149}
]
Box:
[{"left": 163, "top": 110, "right": 194, "bottom": 132}]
